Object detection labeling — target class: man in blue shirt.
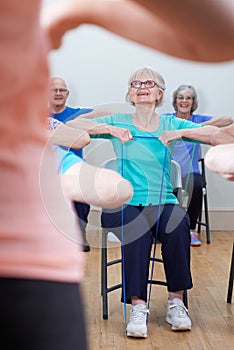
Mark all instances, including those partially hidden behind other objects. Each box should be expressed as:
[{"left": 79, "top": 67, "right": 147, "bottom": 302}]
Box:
[{"left": 48, "top": 77, "right": 93, "bottom": 251}]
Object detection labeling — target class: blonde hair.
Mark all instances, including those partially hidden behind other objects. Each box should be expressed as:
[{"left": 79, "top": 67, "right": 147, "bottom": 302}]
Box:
[{"left": 126, "top": 67, "right": 166, "bottom": 107}]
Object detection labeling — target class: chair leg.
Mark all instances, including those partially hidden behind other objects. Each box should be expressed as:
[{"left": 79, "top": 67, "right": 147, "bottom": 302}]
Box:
[
  {"left": 197, "top": 209, "right": 202, "bottom": 234},
  {"left": 183, "top": 290, "right": 188, "bottom": 308},
  {"left": 101, "top": 229, "right": 108, "bottom": 319},
  {"left": 227, "top": 242, "right": 234, "bottom": 303},
  {"left": 203, "top": 192, "right": 211, "bottom": 244},
  {"left": 197, "top": 188, "right": 211, "bottom": 244},
  {"left": 197, "top": 186, "right": 203, "bottom": 234}
]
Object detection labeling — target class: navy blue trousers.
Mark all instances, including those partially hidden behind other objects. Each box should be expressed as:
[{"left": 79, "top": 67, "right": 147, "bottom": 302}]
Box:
[
  {"left": 73, "top": 201, "right": 90, "bottom": 233},
  {"left": 182, "top": 173, "right": 205, "bottom": 230},
  {"left": 102, "top": 204, "right": 192, "bottom": 303}
]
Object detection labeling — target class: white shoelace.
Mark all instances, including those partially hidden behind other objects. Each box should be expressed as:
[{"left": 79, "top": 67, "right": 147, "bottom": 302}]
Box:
[
  {"left": 130, "top": 306, "right": 149, "bottom": 323},
  {"left": 169, "top": 304, "right": 189, "bottom": 318}
]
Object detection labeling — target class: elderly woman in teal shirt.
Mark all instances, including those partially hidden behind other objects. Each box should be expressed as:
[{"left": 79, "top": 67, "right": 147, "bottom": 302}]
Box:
[{"left": 66, "top": 67, "right": 218, "bottom": 338}]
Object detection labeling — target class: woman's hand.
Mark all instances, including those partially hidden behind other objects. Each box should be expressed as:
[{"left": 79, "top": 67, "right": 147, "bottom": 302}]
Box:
[
  {"left": 159, "top": 130, "right": 182, "bottom": 146},
  {"left": 209, "top": 125, "right": 234, "bottom": 145},
  {"left": 89, "top": 124, "right": 133, "bottom": 143},
  {"left": 106, "top": 125, "right": 133, "bottom": 143}
]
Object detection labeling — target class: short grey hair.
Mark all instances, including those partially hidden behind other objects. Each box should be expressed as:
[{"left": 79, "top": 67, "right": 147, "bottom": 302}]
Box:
[
  {"left": 172, "top": 84, "right": 198, "bottom": 113},
  {"left": 126, "top": 67, "right": 166, "bottom": 107}
]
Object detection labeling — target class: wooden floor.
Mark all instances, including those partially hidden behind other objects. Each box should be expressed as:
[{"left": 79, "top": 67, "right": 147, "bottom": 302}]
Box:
[{"left": 81, "top": 226, "right": 234, "bottom": 350}]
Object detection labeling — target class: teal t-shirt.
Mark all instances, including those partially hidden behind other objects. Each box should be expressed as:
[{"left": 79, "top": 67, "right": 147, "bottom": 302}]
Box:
[
  {"left": 92, "top": 113, "right": 202, "bottom": 206},
  {"left": 54, "top": 146, "right": 83, "bottom": 174}
]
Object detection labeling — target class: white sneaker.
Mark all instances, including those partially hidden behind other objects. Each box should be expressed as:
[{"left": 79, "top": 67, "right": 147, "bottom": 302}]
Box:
[
  {"left": 166, "top": 298, "right": 191, "bottom": 331},
  {"left": 126, "top": 304, "right": 149, "bottom": 338}
]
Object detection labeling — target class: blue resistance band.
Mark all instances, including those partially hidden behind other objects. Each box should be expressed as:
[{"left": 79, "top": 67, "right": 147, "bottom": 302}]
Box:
[
  {"left": 120, "top": 135, "right": 168, "bottom": 325},
  {"left": 147, "top": 147, "right": 168, "bottom": 315},
  {"left": 121, "top": 143, "right": 127, "bottom": 323}
]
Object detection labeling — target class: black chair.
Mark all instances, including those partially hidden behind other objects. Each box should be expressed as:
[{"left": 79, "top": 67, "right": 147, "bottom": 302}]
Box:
[
  {"left": 227, "top": 241, "right": 234, "bottom": 303},
  {"left": 196, "top": 157, "right": 211, "bottom": 244},
  {"left": 101, "top": 229, "right": 188, "bottom": 320},
  {"left": 101, "top": 160, "right": 187, "bottom": 320},
  {"left": 171, "top": 160, "right": 183, "bottom": 205}
]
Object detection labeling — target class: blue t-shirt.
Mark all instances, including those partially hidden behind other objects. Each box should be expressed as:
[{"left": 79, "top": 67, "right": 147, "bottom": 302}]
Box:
[
  {"left": 50, "top": 106, "right": 93, "bottom": 158},
  {"left": 165, "top": 113, "right": 212, "bottom": 177},
  {"left": 92, "top": 113, "right": 202, "bottom": 206},
  {"left": 54, "top": 146, "right": 83, "bottom": 175}
]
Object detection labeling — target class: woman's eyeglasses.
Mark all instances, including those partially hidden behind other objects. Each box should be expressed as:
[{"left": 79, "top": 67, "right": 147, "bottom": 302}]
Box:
[
  {"left": 130, "top": 80, "right": 157, "bottom": 89},
  {"left": 177, "top": 95, "right": 193, "bottom": 100}
]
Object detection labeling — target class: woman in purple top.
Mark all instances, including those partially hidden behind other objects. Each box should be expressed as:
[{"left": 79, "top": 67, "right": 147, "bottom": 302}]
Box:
[{"left": 169, "top": 85, "right": 233, "bottom": 246}]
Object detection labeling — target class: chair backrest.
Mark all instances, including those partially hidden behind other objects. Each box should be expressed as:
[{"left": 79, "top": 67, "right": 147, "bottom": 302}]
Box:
[
  {"left": 170, "top": 160, "right": 183, "bottom": 205},
  {"left": 170, "top": 160, "right": 182, "bottom": 189}
]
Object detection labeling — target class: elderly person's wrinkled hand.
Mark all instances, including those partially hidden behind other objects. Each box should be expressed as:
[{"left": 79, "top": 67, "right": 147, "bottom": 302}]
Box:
[
  {"left": 107, "top": 125, "right": 133, "bottom": 143},
  {"left": 210, "top": 125, "right": 234, "bottom": 146},
  {"left": 159, "top": 130, "right": 182, "bottom": 146}
]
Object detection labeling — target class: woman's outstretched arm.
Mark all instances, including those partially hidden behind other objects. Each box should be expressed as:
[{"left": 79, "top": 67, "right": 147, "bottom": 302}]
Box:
[
  {"left": 61, "top": 160, "right": 133, "bottom": 208},
  {"left": 42, "top": 0, "right": 234, "bottom": 62}
]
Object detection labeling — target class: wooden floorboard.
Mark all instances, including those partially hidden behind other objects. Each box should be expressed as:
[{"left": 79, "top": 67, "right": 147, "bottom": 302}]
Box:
[{"left": 81, "top": 229, "right": 234, "bottom": 350}]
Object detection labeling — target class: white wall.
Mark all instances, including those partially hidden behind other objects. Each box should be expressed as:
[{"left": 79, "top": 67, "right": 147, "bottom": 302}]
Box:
[{"left": 44, "top": 1, "right": 234, "bottom": 216}]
